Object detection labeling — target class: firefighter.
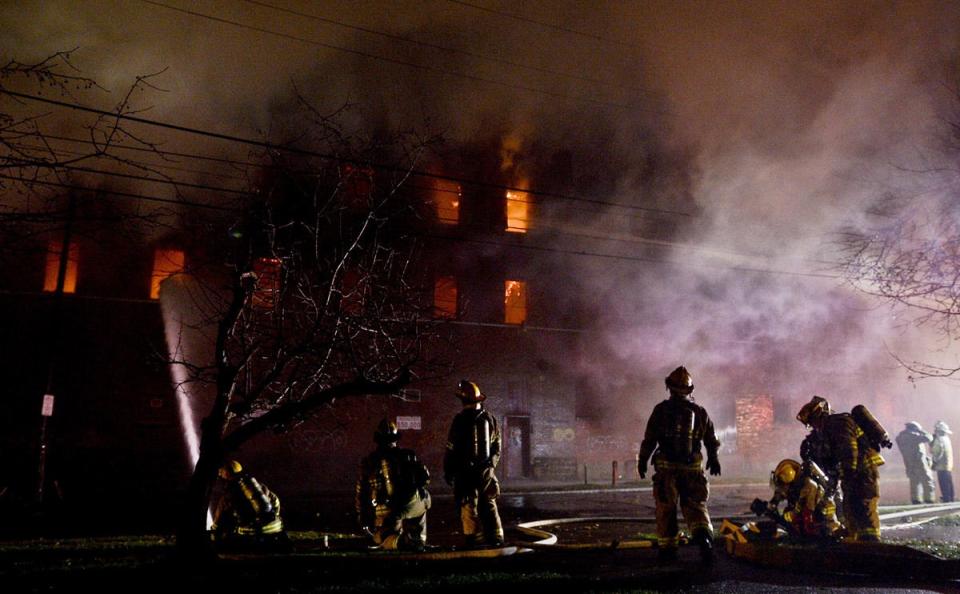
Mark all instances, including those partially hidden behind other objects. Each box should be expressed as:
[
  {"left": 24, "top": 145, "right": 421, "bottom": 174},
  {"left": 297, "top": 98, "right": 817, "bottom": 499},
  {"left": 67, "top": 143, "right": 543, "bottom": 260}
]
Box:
[
  {"left": 355, "top": 418, "right": 432, "bottom": 551},
  {"left": 637, "top": 366, "right": 721, "bottom": 563},
  {"left": 443, "top": 380, "right": 504, "bottom": 548},
  {"left": 895, "top": 421, "right": 936, "bottom": 504},
  {"left": 211, "top": 460, "right": 289, "bottom": 551},
  {"left": 799, "top": 421, "right": 843, "bottom": 523},
  {"left": 796, "top": 396, "right": 888, "bottom": 541},
  {"left": 931, "top": 421, "right": 954, "bottom": 503},
  {"left": 767, "top": 458, "right": 840, "bottom": 538}
]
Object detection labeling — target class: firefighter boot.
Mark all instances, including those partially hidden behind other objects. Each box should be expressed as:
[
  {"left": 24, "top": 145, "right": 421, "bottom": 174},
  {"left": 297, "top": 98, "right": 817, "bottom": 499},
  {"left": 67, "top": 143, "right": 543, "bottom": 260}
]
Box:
[{"left": 693, "top": 528, "right": 714, "bottom": 565}]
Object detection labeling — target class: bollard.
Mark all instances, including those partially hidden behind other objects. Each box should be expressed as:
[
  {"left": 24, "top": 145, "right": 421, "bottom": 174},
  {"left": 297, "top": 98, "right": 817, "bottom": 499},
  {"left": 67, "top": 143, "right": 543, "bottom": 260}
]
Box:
[{"left": 612, "top": 460, "right": 618, "bottom": 487}]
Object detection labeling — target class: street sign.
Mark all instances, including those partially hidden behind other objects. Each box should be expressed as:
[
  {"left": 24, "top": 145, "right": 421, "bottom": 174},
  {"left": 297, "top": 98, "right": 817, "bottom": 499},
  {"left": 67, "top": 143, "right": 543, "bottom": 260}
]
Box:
[
  {"left": 41, "top": 394, "right": 55, "bottom": 417},
  {"left": 396, "top": 415, "right": 421, "bottom": 430}
]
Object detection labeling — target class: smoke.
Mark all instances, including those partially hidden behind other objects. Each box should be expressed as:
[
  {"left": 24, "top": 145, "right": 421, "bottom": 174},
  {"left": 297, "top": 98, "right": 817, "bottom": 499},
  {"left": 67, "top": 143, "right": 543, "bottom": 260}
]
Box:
[{"left": 7, "top": 1, "right": 960, "bottom": 466}]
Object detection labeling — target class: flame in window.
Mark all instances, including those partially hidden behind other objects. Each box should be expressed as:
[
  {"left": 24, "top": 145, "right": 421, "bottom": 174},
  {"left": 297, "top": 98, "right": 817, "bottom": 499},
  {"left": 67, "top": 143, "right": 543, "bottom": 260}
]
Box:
[
  {"left": 43, "top": 239, "right": 78, "bottom": 294},
  {"left": 251, "top": 257, "right": 282, "bottom": 309},
  {"left": 433, "top": 275, "right": 458, "bottom": 318},
  {"left": 150, "top": 249, "right": 185, "bottom": 299},
  {"left": 504, "top": 280, "right": 527, "bottom": 324},
  {"left": 506, "top": 189, "right": 530, "bottom": 233},
  {"left": 431, "top": 178, "right": 460, "bottom": 224}
]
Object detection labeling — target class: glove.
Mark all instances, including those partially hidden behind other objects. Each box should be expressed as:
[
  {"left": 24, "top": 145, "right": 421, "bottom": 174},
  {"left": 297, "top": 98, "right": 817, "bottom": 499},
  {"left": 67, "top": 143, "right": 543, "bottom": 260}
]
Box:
[
  {"left": 880, "top": 438, "right": 893, "bottom": 450},
  {"left": 637, "top": 460, "right": 647, "bottom": 479},
  {"left": 706, "top": 457, "right": 721, "bottom": 476}
]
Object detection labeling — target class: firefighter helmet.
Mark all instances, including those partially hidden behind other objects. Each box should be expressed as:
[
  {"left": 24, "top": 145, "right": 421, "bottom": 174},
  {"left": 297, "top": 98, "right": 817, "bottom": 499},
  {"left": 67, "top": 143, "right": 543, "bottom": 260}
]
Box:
[
  {"left": 664, "top": 366, "right": 694, "bottom": 394},
  {"left": 219, "top": 459, "right": 243, "bottom": 480},
  {"left": 935, "top": 420, "right": 953, "bottom": 435},
  {"left": 905, "top": 421, "right": 923, "bottom": 432},
  {"left": 374, "top": 418, "right": 400, "bottom": 444},
  {"left": 457, "top": 379, "right": 486, "bottom": 403},
  {"left": 796, "top": 396, "right": 831, "bottom": 427},
  {"left": 772, "top": 459, "right": 801, "bottom": 488}
]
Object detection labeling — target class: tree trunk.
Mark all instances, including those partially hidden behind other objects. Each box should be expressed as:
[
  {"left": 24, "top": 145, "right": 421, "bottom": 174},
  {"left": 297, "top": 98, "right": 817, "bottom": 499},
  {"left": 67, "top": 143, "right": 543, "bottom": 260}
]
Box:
[{"left": 175, "top": 416, "right": 226, "bottom": 562}]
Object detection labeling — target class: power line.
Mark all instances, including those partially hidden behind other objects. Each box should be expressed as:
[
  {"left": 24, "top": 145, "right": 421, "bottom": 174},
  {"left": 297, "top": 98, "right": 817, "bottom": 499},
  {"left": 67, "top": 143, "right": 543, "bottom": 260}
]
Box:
[
  {"left": 239, "top": 0, "right": 654, "bottom": 97},
  {"left": 139, "top": 0, "right": 660, "bottom": 114},
  {"left": 2, "top": 89, "right": 692, "bottom": 217},
  {"left": 1, "top": 173, "right": 839, "bottom": 280},
  {"left": 10, "top": 161, "right": 251, "bottom": 196},
  {"left": 419, "top": 231, "right": 842, "bottom": 280},
  {"left": 31, "top": 134, "right": 691, "bottom": 228},
  {"left": 0, "top": 173, "right": 235, "bottom": 211},
  {"left": 442, "top": 0, "right": 645, "bottom": 51},
  {"left": 6, "top": 156, "right": 793, "bottom": 266}
]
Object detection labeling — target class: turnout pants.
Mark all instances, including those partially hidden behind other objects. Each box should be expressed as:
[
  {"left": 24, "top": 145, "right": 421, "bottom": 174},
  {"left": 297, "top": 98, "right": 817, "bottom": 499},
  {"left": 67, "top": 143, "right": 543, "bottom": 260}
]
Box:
[
  {"left": 652, "top": 464, "right": 712, "bottom": 550},
  {"left": 842, "top": 466, "right": 880, "bottom": 541},
  {"left": 373, "top": 489, "right": 431, "bottom": 550},
  {"left": 455, "top": 466, "right": 504, "bottom": 546}
]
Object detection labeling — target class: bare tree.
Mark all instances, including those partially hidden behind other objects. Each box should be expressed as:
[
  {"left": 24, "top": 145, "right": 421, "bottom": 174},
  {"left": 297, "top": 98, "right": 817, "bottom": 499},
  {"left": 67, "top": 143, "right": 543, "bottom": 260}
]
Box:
[
  {"left": 2, "top": 53, "right": 440, "bottom": 554},
  {"left": 170, "top": 108, "right": 439, "bottom": 557},
  {"left": 0, "top": 49, "right": 181, "bottom": 273},
  {"left": 838, "top": 85, "right": 960, "bottom": 378}
]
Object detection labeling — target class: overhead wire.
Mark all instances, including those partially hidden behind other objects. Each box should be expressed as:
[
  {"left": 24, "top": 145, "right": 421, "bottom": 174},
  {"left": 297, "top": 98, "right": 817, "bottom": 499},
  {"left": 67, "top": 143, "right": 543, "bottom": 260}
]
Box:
[
  {"left": 25, "top": 134, "right": 692, "bottom": 227},
  {"left": 441, "top": 0, "right": 646, "bottom": 51},
  {"left": 2, "top": 89, "right": 691, "bottom": 216},
  {"left": 139, "top": 0, "right": 663, "bottom": 114},
  {"left": 238, "top": 0, "right": 655, "bottom": 97},
  {"left": 0, "top": 170, "right": 841, "bottom": 280}
]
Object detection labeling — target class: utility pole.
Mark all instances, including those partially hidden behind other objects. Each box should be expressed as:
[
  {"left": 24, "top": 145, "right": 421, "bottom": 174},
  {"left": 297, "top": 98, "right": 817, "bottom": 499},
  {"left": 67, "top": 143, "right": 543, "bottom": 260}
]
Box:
[{"left": 37, "top": 191, "right": 77, "bottom": 505}]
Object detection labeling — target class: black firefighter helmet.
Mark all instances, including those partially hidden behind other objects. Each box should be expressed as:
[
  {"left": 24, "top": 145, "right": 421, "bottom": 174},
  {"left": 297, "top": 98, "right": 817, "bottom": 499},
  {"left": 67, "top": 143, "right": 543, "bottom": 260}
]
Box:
[
  {"left": 665, "top": 366, "right": 694, "bottom": 395},
  {"left": 374, "top": 418, "right": 400, "bottom": 444}
]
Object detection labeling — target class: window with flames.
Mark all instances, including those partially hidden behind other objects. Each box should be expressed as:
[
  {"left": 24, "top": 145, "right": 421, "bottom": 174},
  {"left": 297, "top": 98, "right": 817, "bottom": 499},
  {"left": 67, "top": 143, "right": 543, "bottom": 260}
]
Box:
[
  {"left": 43, "top": 238, "right": 79, "bottom": 294},
  {"left": 504, "top": 280, "right": 527, "bottom": 325},
  {"left": 150, "top": 249, "right": 185, "bottom": 299},
  {"left": 251, "top": 257, "right": 282, "bottom": 309},
  {"left": 433, "top": 275, "right": 458, "bottom": 319}
]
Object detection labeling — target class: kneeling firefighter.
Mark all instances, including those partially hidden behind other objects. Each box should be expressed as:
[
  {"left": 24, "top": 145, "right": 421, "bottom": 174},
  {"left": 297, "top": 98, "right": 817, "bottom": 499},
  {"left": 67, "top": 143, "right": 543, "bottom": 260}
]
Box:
[
  {"left": 355, "top": 419, "right": 432, "bottom": 550},
  {"left": 766, "top": 458, "right": 841, "bottom": 538},
  {"left": 211, "top": 460, "right": 289, "bottom": 551},
  {"left": 796, "top": 396, "right": 891, "bottom": 541},
  {"left": 637, "top": 366, "right": 721, "bottom": 563}
]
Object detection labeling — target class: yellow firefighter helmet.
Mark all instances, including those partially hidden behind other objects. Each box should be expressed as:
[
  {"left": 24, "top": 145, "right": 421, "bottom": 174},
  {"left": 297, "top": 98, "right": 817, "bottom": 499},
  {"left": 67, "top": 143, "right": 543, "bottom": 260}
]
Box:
[
  {"left": 457, "top": 379, "right": 486, "bottom": 403},
  {"left": 796, "top": 396, "right": 831, "bottom": 427},
  {"left": 374, "top": 418, "right": 400, "bottom": 444},
  {"left": 219, "top": 459, "right": 243, "bottom": 480},
  {"left": 665, "top": 366, "right": 694, "bottom": 394},
  {"left": 772, "top": 459, "right": 801, "bottom": 488}
]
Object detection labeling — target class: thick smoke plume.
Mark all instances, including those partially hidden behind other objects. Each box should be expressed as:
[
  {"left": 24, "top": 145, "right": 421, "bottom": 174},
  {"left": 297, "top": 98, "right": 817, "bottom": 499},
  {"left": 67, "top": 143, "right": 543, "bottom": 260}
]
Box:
[{"left": 6, "top": 1, "right": 960, "bottom": 468}]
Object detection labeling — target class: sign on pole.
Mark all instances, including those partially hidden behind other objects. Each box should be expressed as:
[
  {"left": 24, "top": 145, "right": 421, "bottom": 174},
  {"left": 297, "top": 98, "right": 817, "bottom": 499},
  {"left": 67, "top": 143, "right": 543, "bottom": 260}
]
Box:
[
  {"left": 41, "top": 394, "right": 55, "bottom": 417},
  {"left": 396, "top": 415, "right": 421, "bottom": 430}
]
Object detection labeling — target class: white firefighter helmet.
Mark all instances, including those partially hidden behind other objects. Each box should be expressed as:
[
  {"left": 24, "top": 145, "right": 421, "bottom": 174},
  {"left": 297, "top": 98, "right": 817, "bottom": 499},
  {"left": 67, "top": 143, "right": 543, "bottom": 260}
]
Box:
[
  {"left": 935, "top": 420, "right": 953, "bottom": 435},
  {"left": 905, "top": 421, "right": 923, "bottom": 432},
  {"left": 664, "top": 366, "right": 694, "bottom": 394}
]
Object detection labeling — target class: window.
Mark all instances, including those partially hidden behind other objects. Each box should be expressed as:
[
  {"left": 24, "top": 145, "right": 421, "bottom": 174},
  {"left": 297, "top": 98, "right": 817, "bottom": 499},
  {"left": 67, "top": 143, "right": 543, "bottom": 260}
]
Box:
[
  {"left": 505, "top": 189, "right": 530, "bottom": 233},
  {"left": 43, "top": 239, "right": 78, "bottom": 294},
  {"left": 433, "top": 275, "right": 458, "bottom": 319},
  {"left": 431, "top": 178, "right": 460, "bottom": 224},
  {"left": 150, "top": 249, "right": 185, "bottom": 299},
  {"left": 251, "top": 257, "right": 281, "bottom": 309},
  {"left": 504, "top": 280, "right": 527, "bottom": 325}
]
